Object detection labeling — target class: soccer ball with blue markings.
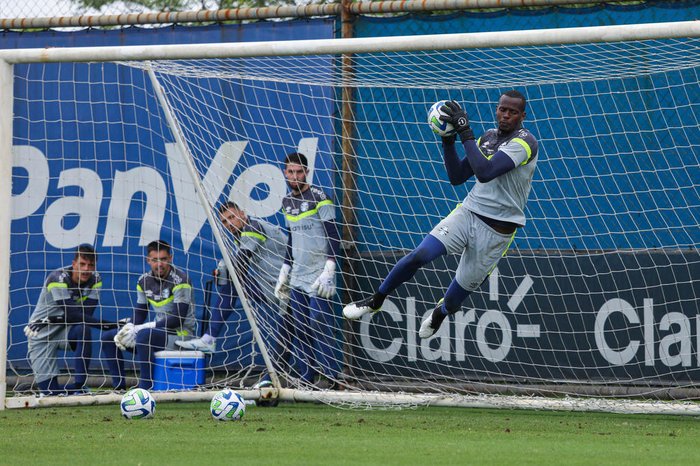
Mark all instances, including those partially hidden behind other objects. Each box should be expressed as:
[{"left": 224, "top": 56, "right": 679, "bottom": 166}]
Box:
[
  {"left": 120, "top": 388, "right": 156, "bottom": 420},
  {"left": 210, "top": 388, "right": 246, "bottom": 421},
  {"left": 427, "top": 100, "right": 456, "bottom": 137}
]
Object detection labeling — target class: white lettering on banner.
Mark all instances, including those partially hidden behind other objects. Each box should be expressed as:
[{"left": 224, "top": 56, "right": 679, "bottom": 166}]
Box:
[
  {"left": 360, "top": 273, "right": 695, "bottom": 369},
  {"left": 595, "top": 298, "right": 694, "bottom": 367},
  {"left": 361, "top": 301, "right": 518, "bottom": 364},
  {"left": 229, "top": 137, "right": 317, "bottom": 218},
  {"left": 644, "top": 298, "right": 654, "bottom": 366},
  {"left": 475, "top": 309, "right": 512, "bottom": 363},
  {"left": 361, "top": 271, "right": 533, "bottom": 363},
  {"left": 659, "top": 311, "right": 692, "bottom": 367},
  {"left": 595, "top": 298, "right": 640, "bottom": 365},
  {"left": 507, "top": 274, "right": 533, "bottom": 312},
  {"left": 406, "top": 297, "right": 417, "bottom": 361},
  {"left": 103, "top": 167, "right": 167, "bottom": 247},
  {"left": 454, "top": 310, "right": 476, "bottom": 362},
  {"left": 489, "top": 268, "right": 499, "bottom": 301},
  {"left": 230, "top": 163, "right": 287, "bottom": 219},
  {"left": 11, "top": 139, "right": 318, "bottom": 251},
  {"left": 166, "top": 141, "right": 245, "bottom": 251},
  {"left": 297, "top": 137, "right": 318, "bottom": 185},
  {"left": 12, "top": 145, "right": 49, "bottom": 220},
  {"left": 42, "top": 168, "right": 102, "bottom": 249},
  {"left": 359, "top": 299, "right": 403, "bottom": 362},
  {"left": 421, "top": 307, "right": 451, "bottom": 361}
]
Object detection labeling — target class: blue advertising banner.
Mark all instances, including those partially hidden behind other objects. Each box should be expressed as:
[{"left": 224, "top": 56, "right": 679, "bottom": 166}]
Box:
[{"left": 7, "top": 20, "right": 335, "bottom": 369}]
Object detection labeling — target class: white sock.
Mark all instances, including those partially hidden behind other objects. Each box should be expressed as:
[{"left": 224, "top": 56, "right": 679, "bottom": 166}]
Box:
[{"left": 200, "top": 334, "right": 215, "bottom": 344}]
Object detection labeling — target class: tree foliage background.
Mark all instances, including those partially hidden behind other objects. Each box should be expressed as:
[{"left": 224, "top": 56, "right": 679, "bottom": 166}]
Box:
[{"left": 76, "top": 0, "right": 336, "bottom": 12}]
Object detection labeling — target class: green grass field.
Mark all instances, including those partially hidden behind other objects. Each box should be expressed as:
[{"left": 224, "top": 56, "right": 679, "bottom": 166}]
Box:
[{"left": 2, "top": 401, "right": 700, "bottom": 465}]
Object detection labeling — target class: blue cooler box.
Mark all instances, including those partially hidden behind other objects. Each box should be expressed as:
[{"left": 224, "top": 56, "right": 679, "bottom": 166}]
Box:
[{"left": 153, "top": 350, "right": 205, "bottom": 391}]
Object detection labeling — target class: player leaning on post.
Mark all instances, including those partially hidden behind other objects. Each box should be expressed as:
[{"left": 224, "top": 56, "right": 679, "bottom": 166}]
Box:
[
  {"left": 24, "top": 244, "right": 123, "bottom": 395},
  {"left": 344, "top": 90, "right": 538, "bottom": 339},
  {"left": 101, "top": 240, "right": 196, "bottom": 390},
  {"left": 274, "top": 152, "right": 342, "bottom": 388},
  {"left": 176, "top": 201, "right": 288, "bottom": 388}
]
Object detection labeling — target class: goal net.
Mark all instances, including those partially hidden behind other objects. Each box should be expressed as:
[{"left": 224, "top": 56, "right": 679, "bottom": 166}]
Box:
[{"left": 3, "top": 22, "right": 700, "bottom": 413}]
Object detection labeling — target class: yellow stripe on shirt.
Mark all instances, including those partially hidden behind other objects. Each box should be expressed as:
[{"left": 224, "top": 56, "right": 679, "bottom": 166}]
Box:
[{"left": 284, "top": 199, "right": 333, "bottom": 222}]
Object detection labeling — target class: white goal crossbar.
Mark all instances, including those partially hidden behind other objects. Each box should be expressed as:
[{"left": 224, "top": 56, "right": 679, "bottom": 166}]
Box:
[{"left": 0, "top": 21, "right": 697, "bottom": 64}]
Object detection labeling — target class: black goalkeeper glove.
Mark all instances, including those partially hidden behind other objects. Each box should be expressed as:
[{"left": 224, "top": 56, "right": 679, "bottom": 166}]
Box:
[
  {"left": 440, "top": 100, "right": 474, "bottom": 141},
  {"left": 441, "top": 134, "right": 457, "bottom": 146},
  {"left": 98, "top": 318, "right": 132, "bottom": 331},
  {"left": 23, "top": 315, "right": 66, "bottom": 338}
]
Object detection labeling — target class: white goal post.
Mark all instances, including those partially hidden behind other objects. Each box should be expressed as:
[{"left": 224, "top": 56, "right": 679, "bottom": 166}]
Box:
[{"left": 2, "top": 21, "right": 699, "bottom": 414}]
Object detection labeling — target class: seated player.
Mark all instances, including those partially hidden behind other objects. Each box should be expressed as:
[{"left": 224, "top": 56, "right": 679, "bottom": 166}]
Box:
[
  {"left": 100, "top": 240, "right": 196, "bottom": 390},
  {"left": 24, "top": 244, "right": 122, "bottom": 395},
  {"left": 176, "top": 202, "right": 288, "bottom": 387}
]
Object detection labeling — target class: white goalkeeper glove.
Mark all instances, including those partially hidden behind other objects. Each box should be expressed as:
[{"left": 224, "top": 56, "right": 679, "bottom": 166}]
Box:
[
  {"left": 114, "top": 321, "right": 156, "bottom": 351},
  {"left": 274, "top": 264, "right": 291, "bottom": 303},
  {"left": 114, "top": 323, "right": 135, "bottom": 351},
  {"left": 311, "top": 260, "right": 336, "bottom": 299}
]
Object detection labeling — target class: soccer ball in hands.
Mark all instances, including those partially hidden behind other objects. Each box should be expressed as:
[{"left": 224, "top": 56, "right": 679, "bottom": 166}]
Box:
[
  {"left": 210, "top": 388, "right": 246, "bottom": 421},
  {"left": 427, "top": 100, "right": 455, "bottom": 137},
  {"left": 120, "top": 388, "right": 156, "bottom": 420}
]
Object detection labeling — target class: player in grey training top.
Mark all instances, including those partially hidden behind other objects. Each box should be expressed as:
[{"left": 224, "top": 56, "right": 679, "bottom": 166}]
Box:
[
  {"left": 176, "top": 202, "right": 288, "bottom": 380},
  {"left": 274, "top": 152, "right": 342, "bottom": 388},
  {"left": 343, "top": 90, "right": 538, "bottom": 340},
  {"left": 25, "top": 244, "right": 121, "bottom": 395},
  {"left": 232, "top": 214, "right": 288, "bottom": 305},
  {"left": 101, "top": 240, "right": 195, "bottom": 390},
  {"left": 282, "top": 185, "right": 336, "bottom": 292}
]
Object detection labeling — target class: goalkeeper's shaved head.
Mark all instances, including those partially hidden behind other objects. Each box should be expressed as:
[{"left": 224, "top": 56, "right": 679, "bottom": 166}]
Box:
[{"left": 502, "top": 90, "right": 526, "bottom": 112}]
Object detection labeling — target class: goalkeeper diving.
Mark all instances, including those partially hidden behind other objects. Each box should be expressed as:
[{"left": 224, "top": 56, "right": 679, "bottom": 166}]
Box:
[{"left": 343, "top": 90, "right": 539, "bottom": 338}]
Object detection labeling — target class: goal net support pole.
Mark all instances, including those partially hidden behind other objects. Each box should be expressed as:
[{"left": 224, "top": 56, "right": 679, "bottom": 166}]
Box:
[
  {"left": 145, "top": 66, "right": 283, "bottom": 390},
  {"left": 0, "top": 60, "right": 12, "bottom": 411}
]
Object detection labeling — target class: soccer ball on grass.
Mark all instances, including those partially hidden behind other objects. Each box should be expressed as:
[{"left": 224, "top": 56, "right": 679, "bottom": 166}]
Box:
[
  {"left": 427, "top": 100, "right": 455, "bottom": 137},
  {"left": 210, "top": 388, "right": 246, "bottom": 421},
  {"left": 120, "top": 388, "right": 156, "bottom": 420}
]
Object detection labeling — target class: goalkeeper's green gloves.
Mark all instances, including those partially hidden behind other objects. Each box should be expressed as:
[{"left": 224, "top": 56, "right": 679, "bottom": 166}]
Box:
[{"left": 440, "top": 100, "right": 474, "bottom": 141}]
